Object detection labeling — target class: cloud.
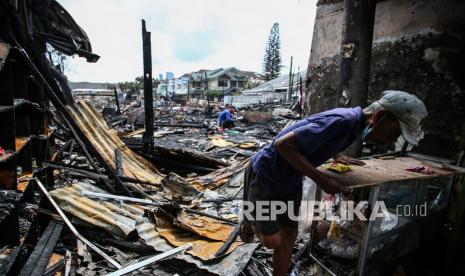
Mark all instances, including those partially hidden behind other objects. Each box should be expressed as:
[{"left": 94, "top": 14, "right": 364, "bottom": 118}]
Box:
[
  {"left": 174, "top": 27, "right": 221, "bottom": 63},
  {"left": 58, "top": 0, "right": 317, "bottom": 82}
]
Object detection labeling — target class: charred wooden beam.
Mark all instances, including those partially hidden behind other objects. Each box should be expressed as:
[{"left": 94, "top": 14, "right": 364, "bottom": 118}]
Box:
[
  {"left": 19, "top": 220, "right": 63, "bottom": 276},
  {"left": 113, "top": 86, "right": 121, "bottom": 114},
  {"left": 215, "top": 220, "right": 241, "bottom": 257},
  {"left": 142, "top": 19, "right": 154, "bottom": 154}
]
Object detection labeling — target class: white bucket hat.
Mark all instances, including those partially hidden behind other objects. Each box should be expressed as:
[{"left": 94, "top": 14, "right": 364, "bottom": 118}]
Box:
[{"left": 375, "top": 90, "right": 428, "bottom": 145}]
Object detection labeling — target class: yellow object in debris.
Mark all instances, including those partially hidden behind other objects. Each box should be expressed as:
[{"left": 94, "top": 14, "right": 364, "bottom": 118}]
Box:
[
  {"left": 238, "top": 142, "right": 256, "bottom": 149},
  {"left": 327, "top": 220, "right": 343, "bottom": 240},
  {"left": 211, "top": 136, "right": 235, "bottom": 147},
  {"left": 322, "top": 162, "right": 352, "bottom": 173}
]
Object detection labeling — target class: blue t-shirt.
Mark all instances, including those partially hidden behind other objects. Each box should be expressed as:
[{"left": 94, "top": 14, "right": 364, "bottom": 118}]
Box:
[
  {"left": 218, "top": 109, "right": 233, "bottom": 124},
  {"left": 251, "top": 107, "right": 364, "bottom": 195}
]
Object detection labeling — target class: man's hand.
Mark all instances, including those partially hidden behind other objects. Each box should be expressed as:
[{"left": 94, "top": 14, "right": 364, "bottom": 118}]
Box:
[
  {"left": 334, "top": 154, "right": 365, "bottom": 166},
  {"left": 319, "top": 176, "right": 350, "bottom": 195}
]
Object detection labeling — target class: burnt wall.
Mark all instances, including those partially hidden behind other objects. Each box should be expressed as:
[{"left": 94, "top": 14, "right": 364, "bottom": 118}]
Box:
[{"left": 305, "top": 0, "right": 465, "bottom": 159}]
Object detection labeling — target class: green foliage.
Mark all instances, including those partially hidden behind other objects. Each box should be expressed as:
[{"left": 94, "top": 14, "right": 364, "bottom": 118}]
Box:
[
  {"left": 208, "top": 90, "right": 224, "bottom": 98},
  {"left": 263, "top": 23, "right": 282, "bottom": 81},
  {"left": 118, "top": 76, "right": 159, "bottom": 93}
]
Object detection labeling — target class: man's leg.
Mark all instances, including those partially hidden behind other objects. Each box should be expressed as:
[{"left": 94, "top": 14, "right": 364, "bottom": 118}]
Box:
[
  {"left": 272, "top": 227, "right": 297, "bottom": 276},
  {"left": 223, "top": 119, "right": 235, "bottom": 129},
  {"left": 252, "top": 226, "right": 297, "bottom": 276}
]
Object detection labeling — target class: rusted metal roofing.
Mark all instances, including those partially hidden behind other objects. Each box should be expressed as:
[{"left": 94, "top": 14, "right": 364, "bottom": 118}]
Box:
[
  {"left": 66, "top": 101, "right": 164, "bottom": 184},
  {"left": 155, "top": 212, "right": 242, "bottom": 261},
  {"left": 50, "top": 182, "right": 144, "bottom": 238},
  {"left": 187, "top": 159, "right": 249, "bottom": 191},
  {"left": 136, "top": 218, "right": 258, "bottom": 276},
  {"left": 176, "top": 209, "right": 235, "bottom": 241}
]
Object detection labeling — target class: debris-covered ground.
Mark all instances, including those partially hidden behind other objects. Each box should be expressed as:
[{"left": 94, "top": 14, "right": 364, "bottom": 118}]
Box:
[
  {"left": 0, "top": 1, "right": 313, "bottom": 274},
  {"left": 43, "top": 95, "right": 303, "bottom": 275},
  {"left": 3, "top": 1, "right": 465, "bottom": 276}
]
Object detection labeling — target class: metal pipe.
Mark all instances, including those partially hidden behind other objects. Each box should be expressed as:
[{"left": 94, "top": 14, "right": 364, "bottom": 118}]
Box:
[
  {"left": 34, "top": 178, "right": 122, "bottom": 269},
  {"left": 106, "top": 244, "right": 192, "bottom": 276},
  {"left": 287, "top": 56, "right": 293, "bottom": 102}
]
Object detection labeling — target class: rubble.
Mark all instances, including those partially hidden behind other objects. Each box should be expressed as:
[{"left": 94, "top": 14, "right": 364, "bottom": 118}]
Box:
[
  {"left": 0, "top": 2, "right": 298, "bottom": 271},
  {"left": 2, "top": 1, "right": 465, "bottom": 276}
]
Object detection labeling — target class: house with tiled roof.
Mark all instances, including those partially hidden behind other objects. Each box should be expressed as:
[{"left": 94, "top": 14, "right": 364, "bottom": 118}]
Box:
[{"left": 188, "top": 67, "right": 248, "bottom": 95}]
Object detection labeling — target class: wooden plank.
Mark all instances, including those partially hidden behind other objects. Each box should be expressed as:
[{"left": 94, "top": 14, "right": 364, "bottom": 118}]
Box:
[
  {"left": 20, "top": 220, "right": 63, "bottom": 276},
  {"left": 318, "top": 157, "right": 465, "bottom": 189}
]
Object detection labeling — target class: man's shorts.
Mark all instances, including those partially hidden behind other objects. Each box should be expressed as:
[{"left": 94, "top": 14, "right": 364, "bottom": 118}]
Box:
[
  {"left": 221, "top": 119, "right": 235, "bottom": 129},
  {"left": 243, "top": 161, "right": 302, "bottom": 236}
]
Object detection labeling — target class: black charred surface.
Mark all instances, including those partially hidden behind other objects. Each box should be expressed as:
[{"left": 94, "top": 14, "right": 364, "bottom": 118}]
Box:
[{"left": 306, "top": 33, "right": 465, "bottom": 159}]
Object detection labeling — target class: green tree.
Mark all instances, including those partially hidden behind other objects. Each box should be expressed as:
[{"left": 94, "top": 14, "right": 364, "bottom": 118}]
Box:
[
  {"left": 118, "top": 76, "right": 159, "bottom": 96},
  {"left": 262, "top": 23, "right": 282, "bottom": 81}
]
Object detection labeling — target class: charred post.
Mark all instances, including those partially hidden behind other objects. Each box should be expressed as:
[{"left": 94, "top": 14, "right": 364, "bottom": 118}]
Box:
[
  {"left": 142, "top": 19, "right": 154, "bottom": 154},
  {"left": 336, "top": 0, "right": 376, "bottom": 157}
]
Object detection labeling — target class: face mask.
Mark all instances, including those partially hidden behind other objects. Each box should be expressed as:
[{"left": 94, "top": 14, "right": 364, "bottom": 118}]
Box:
[
  {"left": 361, "top": 125, "right": 372, "bottom": 141},
  {"left": 361, "top": 112, "right": 388, "bottom": 141}
]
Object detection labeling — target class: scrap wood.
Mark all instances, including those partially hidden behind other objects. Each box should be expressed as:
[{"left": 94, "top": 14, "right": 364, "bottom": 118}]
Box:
[
  {"left": 106, "top": 243, "right": 192, "bottom": 276},
  {"left": 19, "top": 220, "right": 63, "bottom": 276},
  {"left": 155, "top": 212, "right": 242, "bottom": 260},
  {"left": 34, "top": 178, "right": 122, "bottom": 269}
]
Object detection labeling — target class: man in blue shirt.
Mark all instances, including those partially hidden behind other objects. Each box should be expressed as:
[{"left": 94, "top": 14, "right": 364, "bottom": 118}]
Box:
[
  {"left": 241, "top": 91, "right": 427, "bottom": 276},
  {"left": 218, "top": 104, "right": 236, "bottom": 129}
]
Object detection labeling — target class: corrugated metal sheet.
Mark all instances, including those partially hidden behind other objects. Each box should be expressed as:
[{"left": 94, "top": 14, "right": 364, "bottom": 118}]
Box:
[
  {"left": 50, "top": 182, "right": 144, "bottom": 238},
  {"left": 136, "top": 218, "right": 258, "bottom": 276},
  {"left": 155, "top": 212, "right": 241, "bottom": 261},
  {"left": 187, "top": 159, "right": 249, "bottom": 191},
  {"left": 66, "top": 101, "right": 164, "bottom": 184},
  {"left": 176, "top": 210, "right": 235, "bottom": 241}
]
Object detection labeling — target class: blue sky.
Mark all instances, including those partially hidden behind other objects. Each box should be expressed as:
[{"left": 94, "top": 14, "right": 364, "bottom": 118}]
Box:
[{"left": 60, "top": 0, "right": 317, "bottom": 82}]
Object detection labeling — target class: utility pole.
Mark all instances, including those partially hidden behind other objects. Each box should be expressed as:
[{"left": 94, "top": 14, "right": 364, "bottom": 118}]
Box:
[
  {"left": 204, "top": 71, "right": 209, "bottom": 107},
  {"left": 287, "top": 56, "right": 293, "bottom": 102},
  {"left": 299, "top": 76, "right": 303, "bottom": 119},
  {"left": 142, "top": 19, "right": 154, "bottom": 154},
  {"left": 335, "top": 1, "right": 376, "bottom": 151},
  {"left": 187, "top": 80, "right": 190, "bottom": 101}
]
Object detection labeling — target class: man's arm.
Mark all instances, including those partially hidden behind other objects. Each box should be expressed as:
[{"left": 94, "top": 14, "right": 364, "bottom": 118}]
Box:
[{"left": 274, "top": 131, "right": 347, "bottom": 194}]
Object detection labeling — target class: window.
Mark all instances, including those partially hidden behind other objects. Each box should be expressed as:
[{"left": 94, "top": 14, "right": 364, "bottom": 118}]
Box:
[
  {"left": 230, "top": 80, "right": 237, "bottom": 87},
  {"left": 218, "top": 79, "right": 228, "bottom": 87},
  {"left": 238, "top": 81, "right": 245, "bottom": 88},
  {"left": 192, "top": 81, "right": 201, "bottom": 88}
]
